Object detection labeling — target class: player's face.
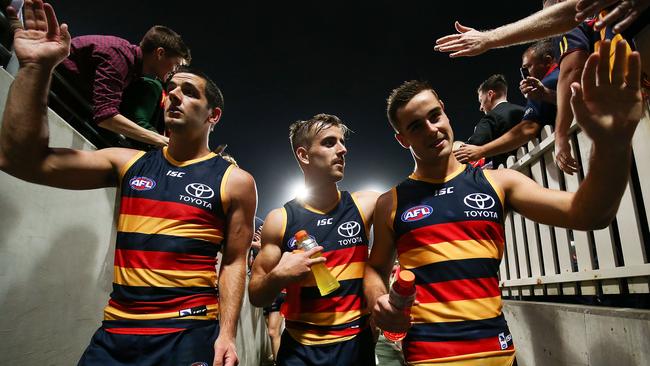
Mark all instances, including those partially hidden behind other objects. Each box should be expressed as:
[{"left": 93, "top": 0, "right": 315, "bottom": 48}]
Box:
[
  {"left": 395, "top": 90, "right": 454, "bottom": 163},
  {"left": 305, "top": 125, "right": 347, "bottom": 182},
  {"left": 164, "top": 72, "right": 220, "bottom": 134}
]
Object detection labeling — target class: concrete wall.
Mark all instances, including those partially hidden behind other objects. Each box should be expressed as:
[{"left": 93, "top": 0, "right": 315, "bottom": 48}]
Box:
[
  {"left": 0, "top": 68, "right": 118, "bottom": 364},
  {"left": 504, "top": 300, "right": 650, "bottom": 366},
  {"left": 0, "top": 68, "right": 268, "bottom": 365}
]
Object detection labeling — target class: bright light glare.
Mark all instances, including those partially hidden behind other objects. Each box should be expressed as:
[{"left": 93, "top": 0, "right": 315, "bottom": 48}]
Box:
[
  {"left": 360, "top": 183, "right": 388, "bottom": 193},
  {"left": 290, "top": 181, "right": 309, "bottom": 200}
]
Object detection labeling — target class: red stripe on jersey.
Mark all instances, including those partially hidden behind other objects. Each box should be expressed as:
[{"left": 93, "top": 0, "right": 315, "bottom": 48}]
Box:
[
  {"left": 120, "top": 197, "right": 224, "bottom": 228},
  {"left": 105, "top": 327, "right": 185, "bottom": 335},
  {"left": 397, "top": 220, "right": 504, "bottom": 255},
  {"left": 290, "top": 325, "right": 363, "bottom": 337},
  {"left": 416, "top": 277, "right": 500, "bottom": 303},
  {"left": 323, "top": 244, "right": 368, "bottom": 268},
  {"left": 114, "top": 249, "right": 217, "bottom": 271},
  {"left": 289, "top": 294, "right": 363, "bottom": 314},
  {"left": 405, "top": 336, "right": 512, "bottom": 361},
  {"left": 109, "top": 294, "right": 217, "bottom": 314}
]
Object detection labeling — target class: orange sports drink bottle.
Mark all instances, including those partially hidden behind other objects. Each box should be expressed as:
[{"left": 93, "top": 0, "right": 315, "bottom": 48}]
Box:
[
  {"left": 383, "top": 270, "right": 416, "bottom": 342},
  {"left": 294, "top": 230, "right": 340, "bottom": 296}
]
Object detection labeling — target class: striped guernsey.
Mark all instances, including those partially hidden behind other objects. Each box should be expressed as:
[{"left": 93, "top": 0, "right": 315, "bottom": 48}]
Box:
[
  {"left": 280, "top": 191, "right": 370, "bottom": 345},
  {"left": 391, "top": 164, "right": 515, "bottom": 365},
  {"left": 103, "top": 147, "right": 233, "bottom": 335}
]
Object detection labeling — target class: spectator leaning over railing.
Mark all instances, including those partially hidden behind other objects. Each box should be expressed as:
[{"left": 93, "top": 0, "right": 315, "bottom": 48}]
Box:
[
  {"left": 118, "top": 75, "right": 167, "bottom": 150},
  {"left": 464, "top": 74, "right": 525, "bottom": 168},
  {"left": 455, "top": 41, "right": 558, "bottom": 165},
  {"left": 54, "top": 21, "right": 190, "bottom": 148}
]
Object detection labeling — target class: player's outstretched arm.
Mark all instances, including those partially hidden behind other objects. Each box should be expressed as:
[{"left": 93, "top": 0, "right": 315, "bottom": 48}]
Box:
[
  {"left": 214, "top": 167, "right": 257, "bottom": 366},
  {"left": 490, "top": 40, "right": 643, "bottom": 230},
  {"left": 0, "top": 0, "right": 136, "bottom": 189}
]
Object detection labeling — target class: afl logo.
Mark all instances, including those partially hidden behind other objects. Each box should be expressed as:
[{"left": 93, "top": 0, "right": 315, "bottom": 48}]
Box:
[
  {"left": 464, "top": 193, "right": 495, "bottom": 210},
  {"left": 189, "top": 363, "right": 209, "bottom": 366},
  {"left": 185, "top": 183, "right": 215, "bottom": 199},
  {"left": 129, "top": 176, "right": 156, "bottom": 191},
  {"left": 286, "top": 234, "right": 316, "bottom": 250},
  {"left": 337, "top": 221, "right": 361, "bottom": 238},
  {"left": 401, "top": 205, "right": 433, "bottom": 222}
]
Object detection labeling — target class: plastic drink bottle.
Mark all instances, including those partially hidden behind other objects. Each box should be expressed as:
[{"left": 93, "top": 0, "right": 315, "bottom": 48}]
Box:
[
  {"left": 383, "top": 269, "right": 416, "bottom": 342},
  {"left": 295, "top": 230, "right": 340, "bottom": 296}
]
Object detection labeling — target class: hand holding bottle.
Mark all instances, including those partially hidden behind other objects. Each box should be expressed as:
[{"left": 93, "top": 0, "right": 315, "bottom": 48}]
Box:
[{"left": 271, "top": 245, "right": 326, "bottom": 284}]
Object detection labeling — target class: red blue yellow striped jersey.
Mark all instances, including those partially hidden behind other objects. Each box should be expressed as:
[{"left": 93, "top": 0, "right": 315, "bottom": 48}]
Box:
[
  {"left": 392, "top": 165, "right": 515, "bottom": 365},
  {"left": 280, "top": 191, "right": 370, "bottom": 345},
  {"left": 103, "top": 147, "right": 233, "bottom": 335}
]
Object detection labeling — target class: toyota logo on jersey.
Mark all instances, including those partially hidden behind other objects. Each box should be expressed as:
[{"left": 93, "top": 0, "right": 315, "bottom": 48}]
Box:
[
  {"left": 129, "top": 176, "right": 156, "bottom": 191},
  {"left": 185, "top": 183, "right": 215, "bottom": 199},
  {"left": 401, "top": 205, "right": 433, "bottom": 222}
]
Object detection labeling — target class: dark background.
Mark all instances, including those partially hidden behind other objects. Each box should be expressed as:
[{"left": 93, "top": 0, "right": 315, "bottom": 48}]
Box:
[{"left": 49, "top": 0, "right": 540, "bottom": 217}]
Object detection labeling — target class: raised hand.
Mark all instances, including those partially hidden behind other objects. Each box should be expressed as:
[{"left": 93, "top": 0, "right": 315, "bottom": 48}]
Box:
[
  {"left": 434, "top": 21, "right": 493, "bottom": 58},
  {"left": 7, "top": 0, "right": 70, "bottom": 69},
  {"left": 575, "top": 0, "right": 650, "bottom": 33},
  {"left": 570, "top": 39, "right": 643, "bottom": 149},
  {"left": 453, "top": 143, "right": 484, "bottom": 163}
]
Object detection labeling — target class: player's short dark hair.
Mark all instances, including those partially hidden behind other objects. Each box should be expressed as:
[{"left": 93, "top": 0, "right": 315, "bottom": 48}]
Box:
[
  {"left": 169, "top": 66, "right": 224, "bottom": 110},
  {"left": 140, "top": 25, "right": 191, "bottom": 63},
  {"left": 386, "top": 80, "right": 440, "bottom": 132},
  {"left": 477, "top": 74, "right": 508, "bottom": 96},
  {"left": 289, "top": 114, "right": 349, "bottom": 157}
]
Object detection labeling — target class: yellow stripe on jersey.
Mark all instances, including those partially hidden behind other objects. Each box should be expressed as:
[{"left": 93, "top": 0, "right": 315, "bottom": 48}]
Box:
[
  {"left": 412, "top": 351, "right": 515, "bottom": 366},
  {"left": 350, "top": 192, "right": 369, "bottom": 232},
  {"left": 285, "top": 329, "right": 357, "bottom": 346},
  {"left": 289, "top": 309, "right": 364, "bottom": 325},
  {"left": 389, "top": 187, "right": 398, "bottom": 232},
  {"left": 118, "top": 214, "right": 224, "bottom": 243},
  {"left": 114, "top": 266, "right": 216, "bottom": 287},
  {"left": 119, "top": 151, "right": 146, "bottom": 183},
  {"left": 104, "top": 303, "right": 219, "bottom": 321},
  {"left": 300, "top": 261, "right": 364, "bottom": 287},
  {"left": 220, "top": 164, "right": 235, "bottom": 214},
  {"left": 399, "top": 239, "right": 502, "bottom": 269},
  {"left": 163, "top": 147, "right": 217, "bottom": 167},
  {"left": 412, "top": 296, "right": 502, "bottom": 323},
  {"left": 483, "top": 170, "right": 505, "bottom": 210}
]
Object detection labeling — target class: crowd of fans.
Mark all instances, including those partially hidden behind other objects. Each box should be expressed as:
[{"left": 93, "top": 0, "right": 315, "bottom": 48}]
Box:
[{"left": 439, "top": 0, "right": 648, "bottom": 174}]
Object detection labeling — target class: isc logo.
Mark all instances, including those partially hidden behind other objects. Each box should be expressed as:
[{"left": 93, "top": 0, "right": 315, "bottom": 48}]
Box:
[
  {"left": 401, "top": 205, "right": 433, "bottom": 222},
  {"left": 129, "top": 176, "right": 156, "bottom": 191}
]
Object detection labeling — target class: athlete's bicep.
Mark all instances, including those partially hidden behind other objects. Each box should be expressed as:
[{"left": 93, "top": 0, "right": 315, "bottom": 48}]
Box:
[
  {"left": 491, "top": 168, "right": 574, "bottom": 227},
  {"left": 38, "top": 147, "right": 139, "bottom": 189},
  {"left": 252, "top": 208, "right": 285, "bottom": 277},
  {"left": 368, "top": 191, "right": 397, "bottom": 281},
  {"left": 222, "top": 167, "right": 257, "bottom": 266}
]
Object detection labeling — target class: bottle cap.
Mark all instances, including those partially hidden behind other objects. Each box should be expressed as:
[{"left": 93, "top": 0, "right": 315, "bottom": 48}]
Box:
[
  {"left": 396, "top": 270, "right": 415, "bottom": 288},
  {"left": 294, "top": 230, "right": 309, "bottom": 241}
]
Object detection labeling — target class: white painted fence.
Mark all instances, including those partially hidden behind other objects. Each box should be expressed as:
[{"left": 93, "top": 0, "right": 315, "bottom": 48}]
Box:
[{"left": 498, "top": 104, "right": 650, "bottom": 298}]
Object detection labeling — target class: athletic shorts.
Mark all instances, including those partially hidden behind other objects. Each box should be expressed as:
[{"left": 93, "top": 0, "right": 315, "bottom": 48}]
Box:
[
  {"left": 77, "top": 321, "right": 219, "bottom": 366},
  {"left": 263, "top": 292, "right": 286, "bottom": 316},
  {"left": 276, "top": 326, "right": 376, "bottom": 366}
]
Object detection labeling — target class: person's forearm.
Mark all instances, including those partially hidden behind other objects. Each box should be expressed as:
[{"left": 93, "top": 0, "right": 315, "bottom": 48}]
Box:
[
  {"left": 570, "top": 144, "right": 631, "bottom": 229},
  {"left": 542, "top": 88, "right": 557, "bottom": 105},
  {"left": 486, "top": 0, "right": 579, "bottom": 49},
  {"left": 363, "top": 265, "right": 389, "bottom": 310},
  {"left": 249, "top": 268, "right": 290, "bottom": 307},
  {"left": 218, "top": 261, "right": 247, "bottom": 339},
  {"left": 0, "top": 64, "right": 53, "bottom": 177},
  {"left": 97, "top": 114, "right": 166, "bottom": 146},
  {"left": 556, "top": 64, "right": 584, "bottom": 143},
  {"left": 479, "top": 123, "right": 537, "bottom": 158}
]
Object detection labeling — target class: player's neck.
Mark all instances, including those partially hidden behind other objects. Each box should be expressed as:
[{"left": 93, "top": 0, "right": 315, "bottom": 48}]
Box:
[
  {"left": 302, "top": 178, "right": 340, "bottom": 212},
  {"left": 413, "top": 154, "right": 463, "bottom": 180},
  {"left": 167, "top": 136, "right": 211, "bottom": 162}
]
